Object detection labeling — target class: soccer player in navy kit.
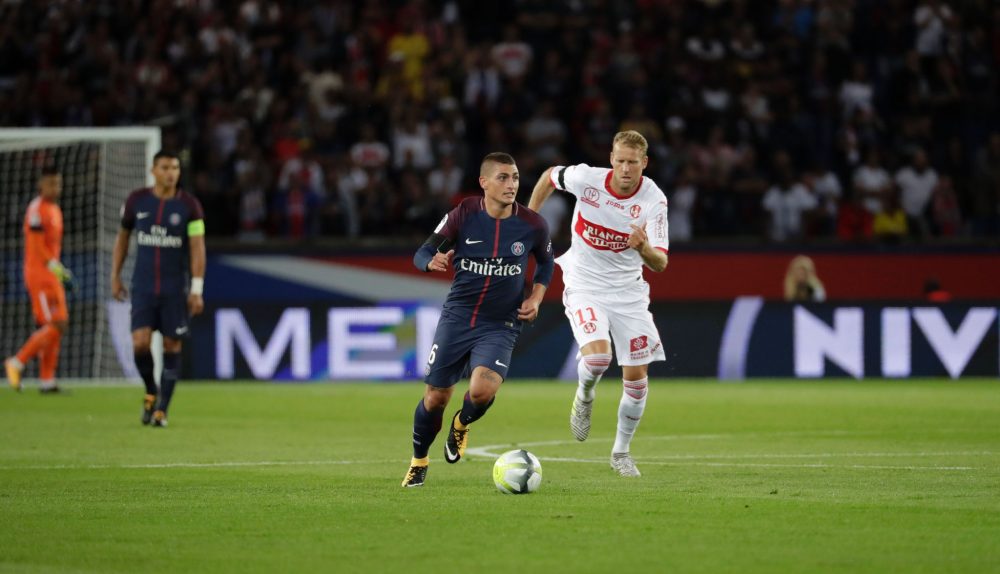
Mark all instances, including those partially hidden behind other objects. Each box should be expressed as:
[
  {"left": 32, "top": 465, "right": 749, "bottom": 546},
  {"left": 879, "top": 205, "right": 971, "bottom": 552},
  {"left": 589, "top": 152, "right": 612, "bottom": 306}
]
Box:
[
  {"left": 111, "top": 151, "right": 206, "bottom": 427},
  {"left": 402, "top": 153, "right": 554, "bottom": 487}
]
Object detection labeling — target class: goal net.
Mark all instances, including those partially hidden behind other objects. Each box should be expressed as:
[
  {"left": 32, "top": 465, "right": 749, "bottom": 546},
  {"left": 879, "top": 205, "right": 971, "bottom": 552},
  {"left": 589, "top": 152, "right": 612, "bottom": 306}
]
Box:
[{"left": 0, "top": 128, "right": 161, "bottom": 381}]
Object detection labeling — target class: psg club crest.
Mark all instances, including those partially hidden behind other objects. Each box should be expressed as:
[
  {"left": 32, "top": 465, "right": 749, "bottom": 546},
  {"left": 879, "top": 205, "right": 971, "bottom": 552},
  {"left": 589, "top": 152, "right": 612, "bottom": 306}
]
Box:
[
  {"left": 511, "top": 241, "right": 525, "bottom": 256},
  {"left": 629, "top": 205, "right": 642, "bottom": 219},
  {"left": 630, "top": 336, "right": 648, "bottom": 351},
  {"left": 170, "top": 213, "right": 182, "bottom": 226}
]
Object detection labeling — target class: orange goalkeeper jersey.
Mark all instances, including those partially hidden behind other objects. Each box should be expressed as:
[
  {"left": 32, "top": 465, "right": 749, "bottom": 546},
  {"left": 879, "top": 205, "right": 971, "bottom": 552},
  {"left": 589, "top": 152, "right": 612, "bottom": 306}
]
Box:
[{"left": 23, "top": 196, "right": 63, "bottom": 285}]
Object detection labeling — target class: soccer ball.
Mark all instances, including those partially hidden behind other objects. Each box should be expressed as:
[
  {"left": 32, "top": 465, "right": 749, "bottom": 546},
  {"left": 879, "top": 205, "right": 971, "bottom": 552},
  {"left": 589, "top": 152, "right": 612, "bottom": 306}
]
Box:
[{"left": 492, "top": 449, "right": 542, "bottom": 494}]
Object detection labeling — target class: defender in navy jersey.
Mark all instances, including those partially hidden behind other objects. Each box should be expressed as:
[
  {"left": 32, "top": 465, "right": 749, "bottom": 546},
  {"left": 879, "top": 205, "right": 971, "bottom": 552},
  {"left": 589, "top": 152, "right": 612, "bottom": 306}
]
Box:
[
  {"left": 111, "top": 151, "right": 206, "bottom": 428},
  {"left": 402, "top": 152, "right": 553, "bottom": 487}
]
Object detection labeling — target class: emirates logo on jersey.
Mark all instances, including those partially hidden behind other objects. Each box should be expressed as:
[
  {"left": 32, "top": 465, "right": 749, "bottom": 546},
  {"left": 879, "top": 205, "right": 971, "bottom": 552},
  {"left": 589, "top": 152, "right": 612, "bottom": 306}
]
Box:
[{"left": 574, "top": 213, "right": 629, "bottom": 252}]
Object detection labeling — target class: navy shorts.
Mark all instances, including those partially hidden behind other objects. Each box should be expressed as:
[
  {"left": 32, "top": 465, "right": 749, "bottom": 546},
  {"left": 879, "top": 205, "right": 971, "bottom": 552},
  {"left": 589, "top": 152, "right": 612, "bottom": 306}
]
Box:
[
  {"left": 424, "top": 315, "right": 519, "bottom": 388},
  {"left": 131, "top": 292, "right": 190, "bottom": 339}
]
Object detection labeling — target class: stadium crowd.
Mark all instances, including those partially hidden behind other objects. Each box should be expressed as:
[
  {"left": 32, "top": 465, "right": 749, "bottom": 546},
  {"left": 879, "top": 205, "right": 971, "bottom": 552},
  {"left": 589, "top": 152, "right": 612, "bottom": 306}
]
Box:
[{"left": 0, "top": 0, "right": 997, "bottom": 245}]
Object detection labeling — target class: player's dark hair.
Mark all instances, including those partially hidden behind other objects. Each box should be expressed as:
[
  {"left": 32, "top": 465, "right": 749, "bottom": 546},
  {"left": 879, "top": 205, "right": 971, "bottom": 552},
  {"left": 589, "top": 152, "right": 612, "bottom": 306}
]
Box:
[
  {"left": 40, "top": 164, "right": 61, "bottom": 177},
  {"left": 480, "top": 152, "right": 516, "bottom": 176},
  {"left": 153, "top": 150, "right": 180, "bottom": 164}
]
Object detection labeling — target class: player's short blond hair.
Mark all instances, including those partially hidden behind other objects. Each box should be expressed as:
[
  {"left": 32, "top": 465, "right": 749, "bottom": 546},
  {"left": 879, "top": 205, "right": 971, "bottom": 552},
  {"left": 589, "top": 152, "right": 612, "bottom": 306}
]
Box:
[{"left": 612, "top": 130, "right": 648, "bottom": 157}]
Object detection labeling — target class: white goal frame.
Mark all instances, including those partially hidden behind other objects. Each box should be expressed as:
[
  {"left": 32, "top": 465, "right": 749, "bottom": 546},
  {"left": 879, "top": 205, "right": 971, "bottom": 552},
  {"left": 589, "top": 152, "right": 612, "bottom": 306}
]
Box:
[{"left": 0, "top": 127, "right": 162, "bottom": 383}]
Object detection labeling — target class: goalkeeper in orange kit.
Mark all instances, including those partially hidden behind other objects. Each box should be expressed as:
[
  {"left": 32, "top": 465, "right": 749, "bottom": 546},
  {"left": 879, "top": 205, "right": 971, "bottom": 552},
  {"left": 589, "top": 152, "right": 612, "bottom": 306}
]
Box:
[{"left": 5, "top": 165, "right": 74, "bottom": 393}]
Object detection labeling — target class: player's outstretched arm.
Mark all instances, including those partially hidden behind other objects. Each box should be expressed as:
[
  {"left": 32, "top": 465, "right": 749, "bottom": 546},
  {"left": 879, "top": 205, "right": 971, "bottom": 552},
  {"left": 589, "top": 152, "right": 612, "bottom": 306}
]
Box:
[
  {"left": 528, "top": 167, "right": 556, "bottom": 211},
  {"left": 110, "top": 228, "right": 131, "bottom": 300}
]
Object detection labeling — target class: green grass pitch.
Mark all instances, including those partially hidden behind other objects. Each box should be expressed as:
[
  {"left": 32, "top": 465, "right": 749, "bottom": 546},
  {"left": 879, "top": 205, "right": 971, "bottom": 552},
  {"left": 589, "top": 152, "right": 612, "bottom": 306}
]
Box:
[{"left": 1, "top": 380, "right": 998, "bottom": 573}]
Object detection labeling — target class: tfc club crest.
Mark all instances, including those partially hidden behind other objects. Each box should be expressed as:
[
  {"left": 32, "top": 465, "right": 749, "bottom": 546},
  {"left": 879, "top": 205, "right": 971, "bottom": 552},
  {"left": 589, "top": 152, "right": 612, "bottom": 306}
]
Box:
[
  {"left": 629, "top": 205, "right": 642, "bottom": 219},
  {"left": 582, "top": 322, "right": 597, "bottom": 334},
  {"left": 582, "top": 187, "right": 600, "bottom": 207},
  {"left": 511, "top": 241, "right": 525, "bottom": 256},
  {"left": 630, "top": 336, "right": 648, "bottom": 351}
]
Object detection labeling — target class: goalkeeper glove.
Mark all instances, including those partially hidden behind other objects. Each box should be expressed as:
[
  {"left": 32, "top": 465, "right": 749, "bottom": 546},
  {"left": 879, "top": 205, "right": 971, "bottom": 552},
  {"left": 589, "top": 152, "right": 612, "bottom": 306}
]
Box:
[{"left": 47, "top": 260, "right": 77, "bottom": 291}]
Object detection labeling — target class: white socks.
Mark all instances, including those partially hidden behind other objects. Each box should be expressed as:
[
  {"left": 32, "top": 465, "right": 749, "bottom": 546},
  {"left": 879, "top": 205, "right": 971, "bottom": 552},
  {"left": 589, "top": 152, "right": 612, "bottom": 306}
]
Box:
[
  {"left": 575, "top": 354, "right": 612, "bottom": 402},
  {"left": 613, "top": 377, "right": 648, "bottom": 454}
]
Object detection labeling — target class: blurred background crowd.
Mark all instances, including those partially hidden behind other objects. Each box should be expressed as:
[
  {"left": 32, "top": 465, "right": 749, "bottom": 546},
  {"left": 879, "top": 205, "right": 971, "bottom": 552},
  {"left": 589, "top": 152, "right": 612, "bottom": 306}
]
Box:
[{"left": 1, "top": 0, "right": 998, "bottom": 247}]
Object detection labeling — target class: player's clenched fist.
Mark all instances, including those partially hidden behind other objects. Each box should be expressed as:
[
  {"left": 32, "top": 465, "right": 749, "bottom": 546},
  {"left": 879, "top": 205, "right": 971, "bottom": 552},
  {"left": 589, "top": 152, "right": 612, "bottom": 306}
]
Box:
[
  {"left": 628, "top": 223, "right": 648, "bottom": 251},
  {"left": 427, "top": 249, "right": 454, "bottom": 272}
]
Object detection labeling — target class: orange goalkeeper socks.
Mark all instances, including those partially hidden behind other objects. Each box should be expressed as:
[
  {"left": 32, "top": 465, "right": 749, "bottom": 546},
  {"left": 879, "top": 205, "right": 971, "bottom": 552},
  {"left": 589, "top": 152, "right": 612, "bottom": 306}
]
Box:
[
  {"left": 39, "top": 332, "right": 62, "bottom": 381},
  {"left": 16, "top": 324, "right": 59, "bottom": 364}
]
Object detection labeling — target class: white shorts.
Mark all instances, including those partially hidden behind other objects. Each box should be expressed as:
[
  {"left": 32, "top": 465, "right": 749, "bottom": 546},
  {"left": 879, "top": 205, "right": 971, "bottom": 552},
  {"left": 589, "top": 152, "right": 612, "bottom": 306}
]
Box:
[{"left": 562, "top": 281, "right": 665, "bottom": 366}]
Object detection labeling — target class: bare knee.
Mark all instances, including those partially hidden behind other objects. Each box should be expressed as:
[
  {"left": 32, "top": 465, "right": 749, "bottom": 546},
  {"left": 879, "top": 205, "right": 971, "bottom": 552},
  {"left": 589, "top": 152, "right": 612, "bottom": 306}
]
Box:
[
  {"left": 469, "top": 367, "right": 503, "bottom": 403},
  {"left": 163, "top": 337, "right": 183, "bottom": 353},
  {"left": 132, "top": 331, "right": 152, "bottom": 355},
  {"left": 422, "top": 386, "right": 452, "bottom": 411},
  {"left": 581, "top": 340, "right": 612, "bottom": 355}
]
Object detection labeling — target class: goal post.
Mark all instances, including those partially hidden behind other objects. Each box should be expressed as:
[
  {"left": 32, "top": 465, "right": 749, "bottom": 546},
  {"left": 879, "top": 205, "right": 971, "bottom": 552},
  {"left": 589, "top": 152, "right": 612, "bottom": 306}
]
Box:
[{"left": 0, "top": 127, "right": 162, "bottom": 382}]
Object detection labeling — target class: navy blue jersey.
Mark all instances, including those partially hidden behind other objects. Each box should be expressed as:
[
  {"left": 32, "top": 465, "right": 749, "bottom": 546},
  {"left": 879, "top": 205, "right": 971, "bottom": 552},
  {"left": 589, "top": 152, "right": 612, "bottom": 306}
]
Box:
[
  {"left": 415, "top": 197, "right": 554, "bottom": 327},
  {"left": 121, "top": 188, "right": 204, "bottom": 296}
]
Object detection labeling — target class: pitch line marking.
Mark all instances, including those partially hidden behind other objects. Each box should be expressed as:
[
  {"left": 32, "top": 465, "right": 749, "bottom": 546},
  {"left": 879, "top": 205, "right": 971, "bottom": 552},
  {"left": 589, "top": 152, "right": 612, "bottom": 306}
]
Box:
[
  {"left": 492, "top": 456, "right": 977, "bottom": 471},
  {"left": 0, "top": 459, "right": 394, "bottom": 471},
  {"left": 467, "top": 434, "right": 993, "bottom": 471}
]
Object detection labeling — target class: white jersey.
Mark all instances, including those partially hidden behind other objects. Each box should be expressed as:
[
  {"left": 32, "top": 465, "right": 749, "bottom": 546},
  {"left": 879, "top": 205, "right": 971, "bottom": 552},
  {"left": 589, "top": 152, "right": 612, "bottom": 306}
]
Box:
[{"left": 550, "top": 164, "right": 669, "bottom": 291}]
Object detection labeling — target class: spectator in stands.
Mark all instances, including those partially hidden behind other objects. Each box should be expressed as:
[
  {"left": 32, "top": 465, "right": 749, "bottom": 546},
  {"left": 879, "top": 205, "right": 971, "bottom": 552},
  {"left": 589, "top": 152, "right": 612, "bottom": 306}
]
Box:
[
  {"left": 392, "top": 109, "right": 434, "bottom": 171},
  {"left": 803, "top": 160, "right": 843, "bottom": 236},
  {"left": 873, "top": 191, "right": 909, "bottom": 244},
  {"left": 894, "top": 148, "right": 938, "bottom": 237},
  {"left": 784, "top": 255, "right": 826, "bottom": 302},
  {"left": 0, "top": 1, "right": 995, "bottom": 245},
  {"left": 853, "top": 148, "right": 893, "bottom": 215},
  {"left": 491, "top": 25, "right": 533, "bottom": 81},
  {"left": 523, "top": 99, "right": 566, "bottom": 165},
  {"left": 837, "top": 189, "right": 874, "bottom": 242},
  {"left": 914, "top": 0, "right": 955, "bottom": 59},
  {"left": 930, "top": 175, "right": 962, "bottom": 237},
  {"left": 668, "top": 166, "right": 698, "bottom": 243},
  {"left": 349, "top": 124, "right": 391, "bottom": 175},
  {"left": 427, "top": 153, "right": 464, "bottom": 207},
  {"left": 763, "top": 152, "right": 818, "bottom": 242}
]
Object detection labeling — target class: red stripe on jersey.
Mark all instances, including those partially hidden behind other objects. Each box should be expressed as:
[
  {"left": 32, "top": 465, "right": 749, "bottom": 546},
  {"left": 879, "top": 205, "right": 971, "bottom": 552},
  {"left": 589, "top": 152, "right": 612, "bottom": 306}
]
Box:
[
  {"left": 470, "top": 218, "right": 503, "bottom": 327},
  {"left": 154, "top": 199, "right": 165, "bottom": 295},
  {"left": 491, "top": 218, "right": 501, "bottom": 257}
]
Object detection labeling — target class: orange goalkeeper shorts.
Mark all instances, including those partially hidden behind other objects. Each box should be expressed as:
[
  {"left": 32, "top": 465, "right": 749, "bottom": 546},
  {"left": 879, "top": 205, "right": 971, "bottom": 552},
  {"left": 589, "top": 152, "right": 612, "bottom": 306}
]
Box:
[{"left": 27, "top": 279, "right": 68, "bottom": 325}]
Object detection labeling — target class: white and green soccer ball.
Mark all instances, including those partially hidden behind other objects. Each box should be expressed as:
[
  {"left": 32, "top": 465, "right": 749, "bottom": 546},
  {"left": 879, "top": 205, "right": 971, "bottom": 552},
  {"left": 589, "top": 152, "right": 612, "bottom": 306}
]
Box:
[{"left": 492, "top": 449, "right": 542, "bottom": 494}]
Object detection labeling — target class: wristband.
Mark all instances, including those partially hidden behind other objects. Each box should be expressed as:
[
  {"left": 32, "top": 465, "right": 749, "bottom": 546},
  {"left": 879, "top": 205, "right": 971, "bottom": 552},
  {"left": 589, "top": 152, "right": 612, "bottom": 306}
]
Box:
[{"left": 190, "top": 277, "right": 204, "bottom": 296}]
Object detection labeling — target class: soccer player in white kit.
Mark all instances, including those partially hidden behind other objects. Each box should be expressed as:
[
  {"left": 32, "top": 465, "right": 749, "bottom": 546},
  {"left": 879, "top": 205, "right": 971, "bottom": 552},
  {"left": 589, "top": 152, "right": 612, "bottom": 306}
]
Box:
[{"left": 529, "top": 130, "right": 668, "bottom": 477}]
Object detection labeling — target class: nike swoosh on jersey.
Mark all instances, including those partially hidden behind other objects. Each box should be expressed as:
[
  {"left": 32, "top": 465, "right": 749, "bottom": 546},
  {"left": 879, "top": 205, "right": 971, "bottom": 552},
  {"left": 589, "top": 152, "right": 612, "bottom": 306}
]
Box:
[
  {"left": 137, "top": 212, "right": 150, "bottom": 219},
  {"left": 175, "top": 326, "right": 188, "bottom": 335},
  {"left": 495, "top": 360, "right": 508, "bottom": 368},
  {"left": 465, "top": 238, "right": 483, "bottom": 244}
]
